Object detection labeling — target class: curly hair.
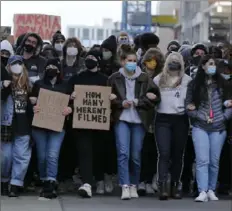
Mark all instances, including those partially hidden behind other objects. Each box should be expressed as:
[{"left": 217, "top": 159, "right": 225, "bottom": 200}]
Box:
[{"left": 62, "top": 37, "right": 83, "bottom": 59}]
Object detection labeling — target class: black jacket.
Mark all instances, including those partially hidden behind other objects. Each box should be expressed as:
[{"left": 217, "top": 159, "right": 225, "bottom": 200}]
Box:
[{"left": 16, "top": 33, "right": 47, "bottom": 79}]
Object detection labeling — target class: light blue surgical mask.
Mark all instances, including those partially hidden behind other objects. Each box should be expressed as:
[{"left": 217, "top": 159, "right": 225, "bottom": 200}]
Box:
[
  {"left": 206, "top": 65, "right": 216, "bottom": 76},
  {"left": 125, "top": 62, "right": 136, "bottom": 72},
  {"left": 221, "top": 73, "right": 231, "bottom": 80}
]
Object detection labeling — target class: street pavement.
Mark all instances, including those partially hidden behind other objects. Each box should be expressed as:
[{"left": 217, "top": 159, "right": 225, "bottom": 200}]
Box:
[{"left": 1, "top": 195, "right": 231, "bottom": 211}]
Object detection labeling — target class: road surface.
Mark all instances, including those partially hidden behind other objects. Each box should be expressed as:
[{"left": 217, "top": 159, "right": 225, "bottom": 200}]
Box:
[{"left": 1, "top": 195, "right": 231, "bottom": 211}]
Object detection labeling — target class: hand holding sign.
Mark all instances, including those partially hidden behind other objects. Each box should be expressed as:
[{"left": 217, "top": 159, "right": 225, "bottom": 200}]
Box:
[
  {"left": 62, "top": 107, "right": 72, "bottom": 116},
  {"left": 71, "top": 91, "right": 76, "bottom": 100},
  {"left": 33, "top": 105, "right": 40, "bottom": 113},
  {"left": 109, "top": 94, "right": 117, "bottom": 101}
]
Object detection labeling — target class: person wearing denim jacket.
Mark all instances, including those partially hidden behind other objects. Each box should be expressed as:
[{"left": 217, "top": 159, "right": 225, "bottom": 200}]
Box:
[
  {"left": 1, "top": 55, "right": 32, "bottom": 197},
  {"left": 30, "top": 59, "right": 72, "bottom": 200},
  {"left": 108, "top": 45, "right": 160, "bottom": 200},
  {"left": 185, "top": 55, "right": 232, "bottom": 202}
]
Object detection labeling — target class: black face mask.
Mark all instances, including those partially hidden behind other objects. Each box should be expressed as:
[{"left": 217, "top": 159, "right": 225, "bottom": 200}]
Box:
[
  {"left": 168, "top": 62, "right": 181, "bottom": 71},
  {"left": 192, "top": 55, "right": 202, "bottom": 66},
  {"left": 46, "top": 69, "right": 58, "bottom": 79},
  {"left": 85, "top": 59, "right": 98, "bottom": 70},
  {"left": 24, "top": 44, "right": 35, "bottom": 53},
  {"left": 1, "top": 56, "right": 9, "bottom": 66},
  {"left": 169, "top": 47, "right": 178, "bottom": 52}
]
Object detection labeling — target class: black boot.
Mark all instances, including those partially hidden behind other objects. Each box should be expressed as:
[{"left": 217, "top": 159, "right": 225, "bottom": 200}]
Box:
[
  {"left": 159, "top": 182, "right": 168, "bottom": 200},
  {"left": 8, "top": 185, "right": 19, "bottom": 197},
  {"left": 39, "top": 181, "right": 49, "bottom": 198},
  {"left": 43, "top": 181, "right": 57, "bottom": 199},
  {"left": 171, "top": 182, "right": 182, "bottom": 199},
  {"left": 1, "top": 182, "right": 9, "bottom": 196}
]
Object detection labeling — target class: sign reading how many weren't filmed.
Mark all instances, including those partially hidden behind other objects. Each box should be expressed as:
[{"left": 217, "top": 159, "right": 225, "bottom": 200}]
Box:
[{"left": 73, "top": 85, "right": 111, "bottom": 130}]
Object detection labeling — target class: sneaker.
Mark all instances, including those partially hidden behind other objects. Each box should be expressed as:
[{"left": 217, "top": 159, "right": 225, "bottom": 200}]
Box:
[
  {"left": 8, "top": 185, "right": 19, "bottom": 197},
  {"left": 130, "top": 185, "right": 139, "bottom": 198},
  {"left": 146, "top": 184, "right": 155, "bottom": 195},
  {"left": 78, "top": 183, "right": 92, "bottom": 198},
  {"left": 104, "top": 174, "right": 114, "bottom": 193},
  {"left": 40, "top": 181, "right": 57, "bottom": 200},
  {"left": 96, "top": 181, "right": 105, "bottom": 195},
  {"left": 207, "top": 190, "right": 219, "bottom": 201},
  {"left": 137, "top": 182, "right": 146, "bottom": 196},
  {"left": 195, "top": 191, "right": 208, "bottom": 202},
  {"left": 121, "top": 185, "right": 130, "bottom": 200}
]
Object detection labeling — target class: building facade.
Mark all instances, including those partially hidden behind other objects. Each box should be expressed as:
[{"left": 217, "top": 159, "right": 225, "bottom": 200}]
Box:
[
  {"left": 66, "top": 19, "right": 118, "bottom": 47},
  {"left": 175, "top": 0, "right": 232, "bottom": 44}
]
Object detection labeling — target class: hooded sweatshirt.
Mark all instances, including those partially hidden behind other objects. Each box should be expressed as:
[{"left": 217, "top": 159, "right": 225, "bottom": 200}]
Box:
[
  {"left": 16, "top": 33, "right": 47, "bottom": 84},
  {"left": 1, "top": 40, "right": 14, "bottom": 56},
  {"left": 153, "top": 52, "right": 192, "bottom": 115},
  {"left": 119, "top": 67, "right": 142, "bottom": 123}
]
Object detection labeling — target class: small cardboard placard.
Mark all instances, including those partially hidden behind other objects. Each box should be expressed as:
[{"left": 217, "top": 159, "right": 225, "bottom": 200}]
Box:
[
  {"left": 32, "top": 88, "right": 69, "bottom": 132},
  {"left": 73, "top": 85, "right": 111, "bottom": 130}
]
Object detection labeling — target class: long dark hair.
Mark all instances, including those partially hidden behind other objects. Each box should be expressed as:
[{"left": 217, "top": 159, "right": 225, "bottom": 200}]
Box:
[{"left": 192, "top": 54, "right": 224, "bottom": 108}]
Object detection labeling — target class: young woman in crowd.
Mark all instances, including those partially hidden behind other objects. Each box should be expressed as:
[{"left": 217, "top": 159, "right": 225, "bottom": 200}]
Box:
[
  {"left": 68, "top": 49, "right": 115, "bottom": 198},
  {"left": 153, "top": 52, "right": 192, "bottom": 200},
  {"left": 185, "top": 55, "right": 232, "bottom": 202},
  {"left": 108, "top": 45, "right": 160, "bottom": 200},
  {"left": 138, "top": 47, "right": 164, "bottom": 195},
  {"left": 1, "top": 55, "right": 32, "bottom": 197},
  {"left": 31, "top": 58, "right": 72, "bottom": 200}
]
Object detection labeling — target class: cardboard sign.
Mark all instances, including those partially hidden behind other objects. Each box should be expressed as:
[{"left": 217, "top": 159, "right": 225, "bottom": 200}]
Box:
[
  {"left": 13, "top": 14, "right": 61, "bottom": 40},
  {"left": 32, "top": 89, "right": 69, "bottom": 132},
  {"left": 73, "top": 85, "right": 112, "bottom": 130}
]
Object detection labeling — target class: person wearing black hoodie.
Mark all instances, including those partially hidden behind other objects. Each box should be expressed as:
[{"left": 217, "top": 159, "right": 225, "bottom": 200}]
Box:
[
  {"left": 100, "top": 35, "right": 120, "bottom": 76},
  {"left": 68, "top": 49, "right": 114, "bottom": 198},
  {"left": 51, "top": 31, "right": 66, "bottom": 60},
  {"left": 30, "top": 58, "right": 72, "bottom": 199},
  {"left": 16, "top": 33, "right": 47, "bottom": 86},
  {"left": 138, "top": 32, "right": 160, "bottom": 69}
]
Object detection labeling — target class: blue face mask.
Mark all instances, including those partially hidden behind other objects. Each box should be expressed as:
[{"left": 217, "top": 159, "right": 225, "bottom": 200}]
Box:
[
  {"left": 206, "top": 65, "right": 216, "bottom": 76},
  {"left": 125, "top": 62, "right": 136, "bottom": 72}
]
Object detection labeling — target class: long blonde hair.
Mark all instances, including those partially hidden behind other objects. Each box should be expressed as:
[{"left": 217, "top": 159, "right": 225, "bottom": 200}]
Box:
[{"left": 10, "top": 64, "right": 31, "bottom": 93}]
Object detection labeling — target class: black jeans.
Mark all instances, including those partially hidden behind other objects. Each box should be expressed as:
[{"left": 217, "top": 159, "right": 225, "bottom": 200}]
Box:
[
  {"left": 57, "top": 126, "right": 77, "bottom": 182},
  {"left": 155, "top": 113, "right": 189, "bottom": 183},
  {"left": 140, "top": 132, "right": 157, "bottom": 184},
  {"left": 93, "top": 127, "right": 117, "bottom": 181},
  {"left": 73, "top": 129, "right": 104, "bottom": 185}
]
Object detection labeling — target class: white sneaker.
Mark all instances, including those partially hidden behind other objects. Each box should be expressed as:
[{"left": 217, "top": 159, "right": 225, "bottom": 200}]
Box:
[
  {"left": 137, "top": 182, "right": 146, "bottom": 196},
  {"left": 121, "top": 185, "right": 131, "bottom": 200},
  {"left": 207, "top": 190, "right": 219, "bottom": 201},
  {"left": 146, "top": 184, "right": 155, "bottom": 195},
  {"left": 96, "top": 181, "right": 105, "bottom": 195},
  {"left": 130, "top": 185, "right": 139, "bottom": 198},
  {"left": 78, "top": 183, "right": 92, "bottom": 198},
  {"left": 195, "top": 191, "right": 208, "bottom": 202},
  {"left": 104, "top": 174, "right": 114, "bottom": 193}
]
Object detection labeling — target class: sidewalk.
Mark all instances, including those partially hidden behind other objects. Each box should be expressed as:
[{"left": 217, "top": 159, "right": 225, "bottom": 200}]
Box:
[{"left": 1, "top": 196, "right": 62, "bottom": 211}]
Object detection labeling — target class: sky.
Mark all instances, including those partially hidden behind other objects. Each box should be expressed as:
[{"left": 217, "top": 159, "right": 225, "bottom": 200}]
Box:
[{"left": 1, "top": 1, "right": 158, "bottom": 36}]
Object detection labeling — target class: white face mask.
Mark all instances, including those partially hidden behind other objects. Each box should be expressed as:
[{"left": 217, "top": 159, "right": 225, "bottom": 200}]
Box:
[
  {"left": 67, "top": 47, "right": 78, "bottom": 56},
  {"left": 102, "top": 51, "right": 112, "bottom": 60},
  {"left": 54, "top": 43, "right": 63, "bottom": 52},
  {"left": 11, "top": 64, "right": 23, "bottom": 74}
]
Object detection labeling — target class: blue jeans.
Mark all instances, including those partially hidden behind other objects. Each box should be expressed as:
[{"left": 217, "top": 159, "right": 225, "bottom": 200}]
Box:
[
  {"left": 1, "top": 135, "right": 31, "bottom": 186},
  {"left": 114, "top": 121, "right": 145, "bottom": 186},
  {"left": 32, "top": 128, "right": 65, "bottom": 181},
  {"left": 192, "top": 127, "right": 226, "bottom": 192}
]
